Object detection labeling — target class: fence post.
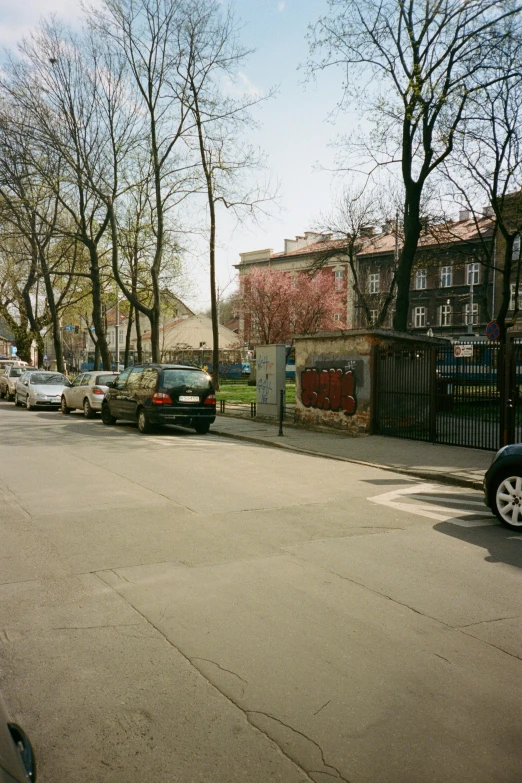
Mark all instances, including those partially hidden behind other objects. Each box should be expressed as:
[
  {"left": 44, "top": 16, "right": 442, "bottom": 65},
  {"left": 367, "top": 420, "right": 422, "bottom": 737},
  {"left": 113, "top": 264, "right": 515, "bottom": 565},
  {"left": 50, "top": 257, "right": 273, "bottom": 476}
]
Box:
[
  {"left": 278, "top": 388, "right": 284, "bottom": 436},
  {"left": 429, "top": 346, "right": 437, "bottom": 443},
  {"left": 369, "top": 343, "right": 379, "bottom": 435}
]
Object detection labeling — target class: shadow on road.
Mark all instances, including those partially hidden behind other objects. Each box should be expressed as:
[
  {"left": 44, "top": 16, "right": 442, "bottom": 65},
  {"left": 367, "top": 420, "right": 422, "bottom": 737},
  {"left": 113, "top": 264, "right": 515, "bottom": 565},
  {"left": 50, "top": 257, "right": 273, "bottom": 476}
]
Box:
[{"left": 434, "top": 520, "right": 522, "bottom": 569}]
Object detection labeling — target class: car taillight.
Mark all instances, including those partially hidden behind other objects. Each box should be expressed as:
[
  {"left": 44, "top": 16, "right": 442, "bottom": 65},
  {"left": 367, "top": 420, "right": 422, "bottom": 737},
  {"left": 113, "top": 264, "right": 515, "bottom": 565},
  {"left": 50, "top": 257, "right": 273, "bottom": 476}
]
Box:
[
  {"left": 152, "top": 392, "right": 172, "bottom": 404},
  {"left": 204, "top": 394, "right": 216, "bottom": 405},
  {"left": 92, "top": 387, "right": 104, "bottom": 395}
]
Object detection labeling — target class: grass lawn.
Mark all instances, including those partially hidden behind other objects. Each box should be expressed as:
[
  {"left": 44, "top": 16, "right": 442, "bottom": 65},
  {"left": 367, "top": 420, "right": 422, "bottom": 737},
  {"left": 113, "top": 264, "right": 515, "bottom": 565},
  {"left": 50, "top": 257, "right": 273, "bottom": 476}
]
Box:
[{"left": 216, "top": 383, "right": 296, "bottom": 404}]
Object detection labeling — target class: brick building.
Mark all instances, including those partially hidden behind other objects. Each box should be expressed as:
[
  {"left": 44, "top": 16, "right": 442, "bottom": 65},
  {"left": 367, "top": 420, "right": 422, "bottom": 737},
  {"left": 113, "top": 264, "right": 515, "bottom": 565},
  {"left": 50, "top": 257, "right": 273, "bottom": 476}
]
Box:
[{"left": 236, "top": 212, "right": 507, "bottom": 345}]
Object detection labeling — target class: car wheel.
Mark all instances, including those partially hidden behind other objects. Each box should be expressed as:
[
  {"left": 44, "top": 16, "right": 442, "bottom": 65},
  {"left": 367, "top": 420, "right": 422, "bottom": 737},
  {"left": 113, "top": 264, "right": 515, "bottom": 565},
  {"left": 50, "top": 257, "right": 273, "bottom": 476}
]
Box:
[
  {"left": 137, "top": 408, "right": 152, "bottom": 434},
  {"left": 101, "top": 404, "right": 117, "bottom": 425},
  {"left": 0, "top": 388, "right": 4, "bottom": 399},
  {"left": 492, "top": 473, "right": 522, "bottom": 531},
  {"left": 61, "top": 396, "right": 71, "bottom": 415},
  {"left": 26, "top": 397, "right": 32, "bottom": 411},
  {"left": 83, "top": 398, "right": 95, "bottom": 419},
  {"left": 194, "top": 420, "right": 210, "bottom": 435}
]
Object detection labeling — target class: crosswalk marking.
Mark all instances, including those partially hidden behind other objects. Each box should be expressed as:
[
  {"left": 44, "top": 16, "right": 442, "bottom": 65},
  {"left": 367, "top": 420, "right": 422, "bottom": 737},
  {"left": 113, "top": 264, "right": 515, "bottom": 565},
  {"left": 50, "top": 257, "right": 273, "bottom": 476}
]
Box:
[{"left": 368, "top": 482, "right": 497, "bottom": 526}]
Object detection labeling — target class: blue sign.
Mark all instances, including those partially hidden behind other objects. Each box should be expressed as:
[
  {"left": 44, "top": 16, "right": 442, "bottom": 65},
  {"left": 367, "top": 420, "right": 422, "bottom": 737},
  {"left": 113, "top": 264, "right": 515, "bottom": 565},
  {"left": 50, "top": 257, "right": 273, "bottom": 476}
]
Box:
[
  {"left": 64, "top": 325, "right": 74, "bottom": 332},
  {"left": 10, "top": 346, "right": 17, "bottom": 355},
  {"left": 486, "top": 321, "right": 500, "bottom": 341}
]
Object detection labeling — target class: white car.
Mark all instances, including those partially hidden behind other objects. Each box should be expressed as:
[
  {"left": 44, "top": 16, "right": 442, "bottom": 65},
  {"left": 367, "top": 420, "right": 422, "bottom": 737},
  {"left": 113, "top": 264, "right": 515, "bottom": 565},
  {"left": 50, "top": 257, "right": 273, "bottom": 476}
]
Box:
[
  {"left": 0, "top": 365, "right": 34, "bottom": 401},
  {"left": 61, "top": 371, "right": 119, "bottom": 418},
  {"left": 14, "top": 371, "right": 71, "bottom": 410}
]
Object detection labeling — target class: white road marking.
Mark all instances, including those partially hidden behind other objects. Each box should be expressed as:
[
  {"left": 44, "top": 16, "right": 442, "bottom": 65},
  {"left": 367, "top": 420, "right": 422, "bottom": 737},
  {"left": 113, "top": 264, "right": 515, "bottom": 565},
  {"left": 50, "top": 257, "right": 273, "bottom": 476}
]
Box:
[{"left": 368, "top": 482, "right": 497, "bottom": 526}]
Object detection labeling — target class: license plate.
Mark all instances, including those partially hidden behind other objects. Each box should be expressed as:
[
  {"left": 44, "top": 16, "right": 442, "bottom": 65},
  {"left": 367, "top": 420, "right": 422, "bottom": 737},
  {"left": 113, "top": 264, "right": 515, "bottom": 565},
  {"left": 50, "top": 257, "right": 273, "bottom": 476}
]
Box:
[{"left": 179, "top": 395, "right": 199, "bottom": 403}]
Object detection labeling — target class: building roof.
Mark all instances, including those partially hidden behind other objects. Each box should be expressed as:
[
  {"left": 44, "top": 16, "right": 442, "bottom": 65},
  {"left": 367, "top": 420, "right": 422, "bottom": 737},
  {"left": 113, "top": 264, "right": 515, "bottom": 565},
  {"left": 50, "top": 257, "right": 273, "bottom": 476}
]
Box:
[
  {"left": 142, "top": 314, "right": 239, "bottom": 349},
  {"left": 238, "top": 216, "right": 495, "bottom": 267}
]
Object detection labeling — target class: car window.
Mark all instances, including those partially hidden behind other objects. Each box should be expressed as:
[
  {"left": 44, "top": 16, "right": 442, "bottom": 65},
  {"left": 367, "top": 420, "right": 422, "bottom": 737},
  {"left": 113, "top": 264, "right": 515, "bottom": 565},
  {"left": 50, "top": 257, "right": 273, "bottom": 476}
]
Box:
[
  {"left": 9, "top": 367, "right": 24, "bottom": 377},
  {"left": 72, "top": 374, "right": 84, "bottom": 387},
  {"left": 95, "top": 374, "right": 118, "bottom": 386},
  {"left": 160, "top": 369, "right": 212, "bottom": 390},
  {"left": 80, "top": 375, "right": 90, "bottom": 386},
  {"left": 140, "top": 368, "right": 158, "bottom": 391},
  {"left": 114, "top": 367, "right": 133, "bottom": 388},
  {"left": 126, "top": 367, "right": 143, "bottom": 389},
  {"left": 30, "top": 373, "right": 68, "bottom": 385}
]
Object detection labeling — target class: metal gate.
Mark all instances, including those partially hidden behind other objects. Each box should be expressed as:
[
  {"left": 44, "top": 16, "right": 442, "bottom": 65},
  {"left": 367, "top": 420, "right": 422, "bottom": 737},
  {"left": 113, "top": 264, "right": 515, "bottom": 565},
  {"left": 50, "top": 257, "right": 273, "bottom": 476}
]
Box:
[{"left": 374, "top": 342, "right": 517, "bottom": 451}]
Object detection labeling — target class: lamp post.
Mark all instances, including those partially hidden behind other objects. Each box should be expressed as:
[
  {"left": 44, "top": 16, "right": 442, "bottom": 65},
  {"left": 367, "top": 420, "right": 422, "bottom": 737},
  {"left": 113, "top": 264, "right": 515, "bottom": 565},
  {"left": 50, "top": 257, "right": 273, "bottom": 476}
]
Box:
[{"left": 114, "top": 296, "right": 120, "bottom": 369}]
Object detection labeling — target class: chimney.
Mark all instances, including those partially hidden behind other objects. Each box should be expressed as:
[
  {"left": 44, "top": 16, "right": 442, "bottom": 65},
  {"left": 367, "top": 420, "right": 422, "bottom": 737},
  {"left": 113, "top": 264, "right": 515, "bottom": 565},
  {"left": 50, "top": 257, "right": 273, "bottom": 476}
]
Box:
[
  {"left": 482, "top": 205, "right": 494, "bottom": 217},
  {"left": 459, "top": 209, "right": 471, "bottom": 221}
]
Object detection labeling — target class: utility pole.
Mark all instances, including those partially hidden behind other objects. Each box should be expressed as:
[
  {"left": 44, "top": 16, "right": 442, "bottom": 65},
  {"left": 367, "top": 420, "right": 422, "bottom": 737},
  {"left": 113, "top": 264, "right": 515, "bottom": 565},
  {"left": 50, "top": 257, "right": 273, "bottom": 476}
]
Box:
[{"left": 467, "top": 268, "right": 474, "bottom": 336}]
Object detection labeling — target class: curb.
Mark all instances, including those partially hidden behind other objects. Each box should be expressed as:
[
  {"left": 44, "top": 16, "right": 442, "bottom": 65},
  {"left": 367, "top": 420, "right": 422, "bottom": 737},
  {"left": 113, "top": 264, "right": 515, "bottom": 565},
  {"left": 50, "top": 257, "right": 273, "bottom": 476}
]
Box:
[{"left": 212, "top": 428, "right": 483, "bottom": 491}]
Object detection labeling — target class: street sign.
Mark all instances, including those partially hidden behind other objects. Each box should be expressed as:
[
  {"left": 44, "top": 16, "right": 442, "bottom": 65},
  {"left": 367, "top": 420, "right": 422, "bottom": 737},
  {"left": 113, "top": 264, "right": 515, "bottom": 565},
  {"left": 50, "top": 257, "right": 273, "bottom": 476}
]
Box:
[
  {"left": 10, "top": 346, "right": 17, "bottom": 355},
  {"left": 64, "top": 325, "right": 74, "bottom": 332},
  {"left": 454, "top": 344, "right": 474, "bottom": 358},
  {"left": 486, "top": 320, "right": 500, "bottom": 341}
]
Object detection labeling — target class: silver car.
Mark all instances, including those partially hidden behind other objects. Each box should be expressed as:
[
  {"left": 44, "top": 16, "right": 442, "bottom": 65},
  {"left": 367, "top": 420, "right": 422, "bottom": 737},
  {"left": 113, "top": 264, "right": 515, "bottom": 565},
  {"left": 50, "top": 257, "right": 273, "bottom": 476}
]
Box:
[
  {"left": 0, "top": 365, "right": 34, "bottom": 401},
  {"left": 14, "top": 371, "right": 71, "bottom": 410},
  {"left": 61, "top": 371, "right": 119, "bottom": 418}
]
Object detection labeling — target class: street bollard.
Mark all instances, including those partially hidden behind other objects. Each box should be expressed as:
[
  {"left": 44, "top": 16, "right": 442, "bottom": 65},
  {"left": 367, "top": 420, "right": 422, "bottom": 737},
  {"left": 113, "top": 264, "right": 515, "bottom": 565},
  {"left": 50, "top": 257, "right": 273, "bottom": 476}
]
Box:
[
  {"left": 278, "top": 388, "right": 284, "bottom": 436},
  {"left": 251, "top": 401, "right": 256, "bottom": 418}
]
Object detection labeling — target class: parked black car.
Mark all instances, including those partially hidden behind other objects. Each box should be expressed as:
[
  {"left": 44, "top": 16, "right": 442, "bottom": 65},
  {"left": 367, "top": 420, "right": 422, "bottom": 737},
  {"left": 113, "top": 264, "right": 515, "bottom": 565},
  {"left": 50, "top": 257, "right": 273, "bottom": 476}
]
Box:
[
  {"left": 0, "top": 693, "right": 36, "bottom": 782},
  {"left": 484, "top": 444, "right": 522, "bottom": 531},
  {"left": 101, "top": 363, "right": 216, "bottom": 434}
]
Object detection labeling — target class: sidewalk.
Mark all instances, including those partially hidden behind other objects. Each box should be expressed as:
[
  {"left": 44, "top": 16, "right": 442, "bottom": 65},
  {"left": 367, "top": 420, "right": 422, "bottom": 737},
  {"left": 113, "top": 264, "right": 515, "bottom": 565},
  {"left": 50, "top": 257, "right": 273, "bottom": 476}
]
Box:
[{"left": 212, "top": 414, "right": 495, "bottom": 489}]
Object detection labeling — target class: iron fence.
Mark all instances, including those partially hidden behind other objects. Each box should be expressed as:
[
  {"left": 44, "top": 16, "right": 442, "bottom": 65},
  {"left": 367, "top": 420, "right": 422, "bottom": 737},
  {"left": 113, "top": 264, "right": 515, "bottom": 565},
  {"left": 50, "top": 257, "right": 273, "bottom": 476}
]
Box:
[{"left": 375, "top": 342, "right": 513, "bottom": 451}]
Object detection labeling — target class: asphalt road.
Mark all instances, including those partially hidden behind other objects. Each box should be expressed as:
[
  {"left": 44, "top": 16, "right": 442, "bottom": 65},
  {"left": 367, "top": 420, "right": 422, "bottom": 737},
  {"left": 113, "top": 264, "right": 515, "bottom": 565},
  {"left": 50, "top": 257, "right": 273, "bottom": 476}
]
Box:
[{"left": 0, "top": 400, "right": 520, "bottom": 783}]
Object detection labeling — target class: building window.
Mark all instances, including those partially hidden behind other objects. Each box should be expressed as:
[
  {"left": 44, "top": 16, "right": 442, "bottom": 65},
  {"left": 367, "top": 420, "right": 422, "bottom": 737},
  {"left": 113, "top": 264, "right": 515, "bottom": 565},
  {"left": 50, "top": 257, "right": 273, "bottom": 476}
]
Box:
[
  {"left": 509, "top": 283, "right": 522, "bottom": 310},
  {"left": 513, "top": 235, "right": 521, "bottom": 261},
  {"left": 415, "top": 269, "right": 427, "bottom": 290},
  {"left": 334, "top": 269, "right": 344, "bottom": 290},
  {"left": 466, "top": 263, "right": 480, "bottom": 286},
  {"left": 439, "top": 304, "right": 452, "bottom": 326},
  {"left": 369, "top": 273, "right": 380, "bottom": 294},
  {"left": 369, "top": 310, "right": 378, "bottom": 325},
  {"left": 333, "top": 313, "right": 342, "bottom": 322},
  {"left": 441, "top": 266, "right": 453, "bottom": 287},
  {"left": 107, "top": 331, "right": 114, "bottom": 346},
  {"left": 463, "top": 303, "right": 479, "bottom": 325},
  {"left": 414, "top": 307, "right": 426, "bottom": 328}
]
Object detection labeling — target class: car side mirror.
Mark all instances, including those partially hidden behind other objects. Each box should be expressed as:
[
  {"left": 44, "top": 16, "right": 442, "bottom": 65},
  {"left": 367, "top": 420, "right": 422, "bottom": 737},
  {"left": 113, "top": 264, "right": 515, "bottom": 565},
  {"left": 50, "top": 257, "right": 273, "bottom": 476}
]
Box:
[
  {"left": 23, "top": 380, "right": 28, "bottom": 386},
  {"left": 106, "top": 381, "right": 115, "bottom": 388}
]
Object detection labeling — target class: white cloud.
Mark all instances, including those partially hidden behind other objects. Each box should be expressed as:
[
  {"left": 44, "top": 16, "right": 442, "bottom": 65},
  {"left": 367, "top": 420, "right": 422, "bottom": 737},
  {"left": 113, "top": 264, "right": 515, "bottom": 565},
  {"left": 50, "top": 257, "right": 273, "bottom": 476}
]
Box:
[
  {"left": 277, "top": 1, "right": 286, "bottom": 11},
  {"left": 224, "top": 71, "right": 263, "bottom": 99}
]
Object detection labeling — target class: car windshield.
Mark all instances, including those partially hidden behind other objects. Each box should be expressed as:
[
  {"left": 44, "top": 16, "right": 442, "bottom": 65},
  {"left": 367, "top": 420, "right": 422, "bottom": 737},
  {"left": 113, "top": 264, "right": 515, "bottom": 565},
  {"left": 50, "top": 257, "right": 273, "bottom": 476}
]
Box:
[
  {"left": 10, "top": 367, "right": 24, "bottom": 377},
  {"left": 30, "top": 373, "right": 67, "bottom": 385},
  {"left": 96, "top": 374, "right": 117, "bottom": 385},
  {"left": 161, "top": 369, "right": 212, "bottom": 390}
]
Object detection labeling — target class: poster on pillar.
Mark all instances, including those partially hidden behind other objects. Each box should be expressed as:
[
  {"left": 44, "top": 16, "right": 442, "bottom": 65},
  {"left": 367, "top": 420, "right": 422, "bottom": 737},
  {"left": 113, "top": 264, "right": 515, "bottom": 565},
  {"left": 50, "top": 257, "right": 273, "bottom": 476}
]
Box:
[{"left": 256, "top": 344, "right": 286, "bottom": 419}]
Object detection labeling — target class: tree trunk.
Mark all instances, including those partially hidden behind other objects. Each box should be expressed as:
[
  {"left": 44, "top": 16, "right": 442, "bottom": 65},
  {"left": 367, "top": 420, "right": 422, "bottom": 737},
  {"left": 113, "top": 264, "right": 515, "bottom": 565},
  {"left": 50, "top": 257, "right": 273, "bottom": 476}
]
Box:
[
  {"left": 89, "top": 247, "right": 111, "bottom": 369},
  {"left": 393, "top": 193, "right": 422, "bottom": 332},
  {"left": 124, "top": 305, "right": 134, "bottom": 367},
  {"left": 13, "top": 327, "right": 33, "bottom": 364},
  {"left": 136, "top": 311, "right": 143, "bottom": 362}
]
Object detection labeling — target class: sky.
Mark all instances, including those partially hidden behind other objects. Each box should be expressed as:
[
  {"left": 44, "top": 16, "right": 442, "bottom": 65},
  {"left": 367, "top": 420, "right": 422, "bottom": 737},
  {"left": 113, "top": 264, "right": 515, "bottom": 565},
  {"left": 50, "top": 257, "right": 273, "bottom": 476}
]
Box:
[{"left": 0, "top": 0, "right": 354, "bottom": 311}]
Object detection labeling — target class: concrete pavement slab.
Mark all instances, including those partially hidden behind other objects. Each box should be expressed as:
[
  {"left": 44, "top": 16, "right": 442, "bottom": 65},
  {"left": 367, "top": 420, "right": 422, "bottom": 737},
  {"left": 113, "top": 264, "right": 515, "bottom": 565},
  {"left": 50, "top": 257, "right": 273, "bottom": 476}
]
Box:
[{"left": 99, "top": 553, "right": 521, "bottom": 783}]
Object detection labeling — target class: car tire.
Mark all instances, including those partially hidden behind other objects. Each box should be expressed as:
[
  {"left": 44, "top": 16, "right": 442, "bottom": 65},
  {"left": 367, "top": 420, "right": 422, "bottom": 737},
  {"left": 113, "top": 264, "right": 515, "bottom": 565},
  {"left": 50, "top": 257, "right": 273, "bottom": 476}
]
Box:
[
  {"left": 137, "top": 408, "right": 152, "bottom": 434},
  {"left": 83, "top": 398, "right": 95, "bottom": 419},
  {"left": 7, "top": 391, "right": 14, "bottom": 401},
  {"left": 101, "top": 404, "right": 117, "bottom": 425},
  {"left": 61, "top": 396, "right": 71, "bottom": 415},
  {"left": 194, "top": 420, "right": 210, "bottom": 435},
  {"left": 0, "top": 388, "right": 4, "bottom": 399},
  {"left": 491, "top": 472, "right": 522, "bottom": 531},
  {"left": 14, "top": 393, "right": 21, "bottom": 407}
]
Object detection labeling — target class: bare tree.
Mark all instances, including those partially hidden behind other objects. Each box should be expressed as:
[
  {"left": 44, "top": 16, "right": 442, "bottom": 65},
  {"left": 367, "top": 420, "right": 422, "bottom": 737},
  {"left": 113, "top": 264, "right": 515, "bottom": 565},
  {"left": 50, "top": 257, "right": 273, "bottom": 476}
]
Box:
[
  {"left": 442, "top": 47, "right": 522, "bottom": 341},
  {"left": 309, "top": 0, "right": 522, "bottom": 332}
]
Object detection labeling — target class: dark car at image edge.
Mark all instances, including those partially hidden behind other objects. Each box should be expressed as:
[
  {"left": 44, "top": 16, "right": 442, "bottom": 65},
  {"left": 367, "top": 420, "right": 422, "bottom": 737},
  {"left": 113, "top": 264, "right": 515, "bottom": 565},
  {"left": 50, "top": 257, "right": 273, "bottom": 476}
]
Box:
[
  {"left": 484, "top": 443, "right": 522, "bottom": 531},
  {"left": 101, "top": 363, "right": 216, "bottom": 434},
  {"left": 0, "top": 693, "right": 36, "bottom": 782}
]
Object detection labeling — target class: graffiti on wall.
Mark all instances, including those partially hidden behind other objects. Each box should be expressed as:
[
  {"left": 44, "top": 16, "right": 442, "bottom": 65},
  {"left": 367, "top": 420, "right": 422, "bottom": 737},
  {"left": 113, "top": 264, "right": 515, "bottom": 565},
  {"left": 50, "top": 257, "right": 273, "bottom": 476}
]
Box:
[{"left": 301, "top": 366, "right": 357, "bottom": 415}]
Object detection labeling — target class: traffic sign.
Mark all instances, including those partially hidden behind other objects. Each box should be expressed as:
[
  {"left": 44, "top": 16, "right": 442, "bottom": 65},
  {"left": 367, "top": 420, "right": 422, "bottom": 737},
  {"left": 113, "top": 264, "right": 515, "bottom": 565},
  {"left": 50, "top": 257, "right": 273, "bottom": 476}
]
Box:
[
  {"left": 64, "top": 325, "right": 74, "bottom": 332},
  {"left": 454, "top": 344, "right": 473, "bottom": 358},
  {"left": 486, "top": 320, "right": 500, "bottom": 341}
]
